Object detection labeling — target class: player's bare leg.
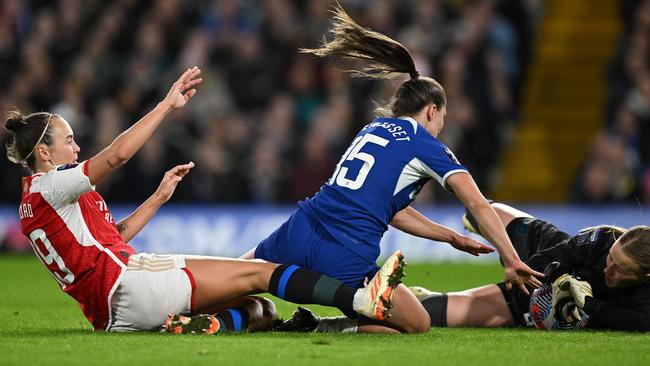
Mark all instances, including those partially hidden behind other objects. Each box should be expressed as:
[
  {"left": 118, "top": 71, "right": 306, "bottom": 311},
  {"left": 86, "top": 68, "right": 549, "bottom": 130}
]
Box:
[
  {"left": 463, "top": 202, "right": 533, "bottom": 235},
  {"left": 357, "top": 284, "right": 430, "bottom": 333},
  {"left": 184, "top": 254, "right": 406, "bottom": 325},
  {"left": 445, "top": 285, "right": 514, "bottom": 327},
  {"left": 490, "top": 203, "right": 534, "bottom": 228},
  {"left": 185, "top": 257, "right": 278, "bottom": 310}
]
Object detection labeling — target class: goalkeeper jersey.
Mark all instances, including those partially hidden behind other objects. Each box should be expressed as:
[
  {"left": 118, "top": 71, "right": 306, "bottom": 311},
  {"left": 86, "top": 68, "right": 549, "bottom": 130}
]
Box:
[{"left": 526, "top": 225, "right": 650, "bottom": 331}]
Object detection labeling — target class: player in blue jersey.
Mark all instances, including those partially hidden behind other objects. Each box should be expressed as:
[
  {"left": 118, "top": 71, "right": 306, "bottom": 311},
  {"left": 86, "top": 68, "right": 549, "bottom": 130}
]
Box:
[{"left": 242, "top": 5, "right": 543, "bottom": 334}]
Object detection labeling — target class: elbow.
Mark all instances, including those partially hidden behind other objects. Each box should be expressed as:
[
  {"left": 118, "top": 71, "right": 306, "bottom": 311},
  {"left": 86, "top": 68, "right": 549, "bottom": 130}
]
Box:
[
  {"left": 390, "top": 209, "right": 409, "bottom": 229},
  {"left": 111, "top": 146, "right": 131, "bottom": 166},
  {"left": 114, "top": 147, "right": 130, "bottom": 163}
]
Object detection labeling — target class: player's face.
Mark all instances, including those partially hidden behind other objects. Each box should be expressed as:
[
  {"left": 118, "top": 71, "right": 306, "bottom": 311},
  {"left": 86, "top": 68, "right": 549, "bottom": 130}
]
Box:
[
  {"left": 47, "top": 117, "right": 80, "bottom": 166},
  {"left": 604, "top": 241, "right": 644, "bottom": 288}
]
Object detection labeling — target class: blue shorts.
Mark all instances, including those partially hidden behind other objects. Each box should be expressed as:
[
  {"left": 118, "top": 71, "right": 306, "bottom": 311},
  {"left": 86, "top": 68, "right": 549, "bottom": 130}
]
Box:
[{"left": 254, "top": 209, "right": 379, "bottom": 288}]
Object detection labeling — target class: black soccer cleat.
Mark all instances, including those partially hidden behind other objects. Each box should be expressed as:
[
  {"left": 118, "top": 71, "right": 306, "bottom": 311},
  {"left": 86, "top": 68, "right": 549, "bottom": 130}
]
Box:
[{"left": 273, "top": 307, "right": 319, "bottom": 332}]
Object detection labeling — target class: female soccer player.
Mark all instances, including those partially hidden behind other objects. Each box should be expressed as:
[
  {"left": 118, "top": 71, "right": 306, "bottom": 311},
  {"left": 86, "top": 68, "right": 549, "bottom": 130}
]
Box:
[
  {"left": 282, "top": 203, "right": 650, "bottom": 332},
  {"left": 242, "top": 5, "right": 543, "bottom": 334},
  {"left": 4, "top": 67, "right": 404, "bottom": 334},
  {"left": 411, "top": 202, "right": 650, "bottom": 332}
]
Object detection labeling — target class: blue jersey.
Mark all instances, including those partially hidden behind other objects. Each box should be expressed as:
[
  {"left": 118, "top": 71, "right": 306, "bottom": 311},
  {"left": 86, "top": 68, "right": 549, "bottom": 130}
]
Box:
[{"left": 298, "top": 117, "right": 468, "bottom": 262}]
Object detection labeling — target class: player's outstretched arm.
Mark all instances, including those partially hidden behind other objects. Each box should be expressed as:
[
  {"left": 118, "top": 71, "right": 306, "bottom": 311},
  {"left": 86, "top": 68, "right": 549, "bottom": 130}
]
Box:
[
  {"left": 447, "top": 172, "right": 543, "bottom": 293},
  {"left": 116, "top": 162, "right": 194, "bottom": 242},
  {"left": 87, "top": 67, "right": 202, "bottom": 185},
  {"left": 390, "top": 206, "right": 494, "bottom": 256}
]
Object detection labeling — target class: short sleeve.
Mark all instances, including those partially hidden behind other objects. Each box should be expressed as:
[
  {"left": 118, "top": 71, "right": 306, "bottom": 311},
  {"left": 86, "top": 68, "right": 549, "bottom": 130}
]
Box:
[
  {"left": 415, "top": 136, "right": 468, "bottom": 190},
  {"left": 35, "top": 160, "right": 94, "bottom": 207}
]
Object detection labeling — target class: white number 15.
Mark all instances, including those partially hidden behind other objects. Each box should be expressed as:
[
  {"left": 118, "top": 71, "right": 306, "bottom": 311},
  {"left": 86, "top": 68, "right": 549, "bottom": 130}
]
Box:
[{"left": 329, "top": 133, "right": 389, "bottom": 190}]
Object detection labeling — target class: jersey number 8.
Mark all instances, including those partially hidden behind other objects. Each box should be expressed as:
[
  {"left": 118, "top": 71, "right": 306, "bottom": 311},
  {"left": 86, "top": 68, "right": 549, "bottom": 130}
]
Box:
[{"left": 329, "top": 133, "right": 389, "bottom": 190}]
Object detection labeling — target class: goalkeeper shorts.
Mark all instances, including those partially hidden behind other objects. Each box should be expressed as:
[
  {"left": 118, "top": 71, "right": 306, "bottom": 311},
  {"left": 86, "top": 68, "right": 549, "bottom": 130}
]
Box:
[
  {"left": 497, "top": 282, "right": 533, "bottom": 327},
  {"left": 505, "top": 217, "right": 572, "bottom": 261}
]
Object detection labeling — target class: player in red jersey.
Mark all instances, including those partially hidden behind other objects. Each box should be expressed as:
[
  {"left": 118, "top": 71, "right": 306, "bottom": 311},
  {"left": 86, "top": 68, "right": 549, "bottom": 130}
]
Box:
[{"left": 4, "top": 67, "right": 406, "bottom": 333}]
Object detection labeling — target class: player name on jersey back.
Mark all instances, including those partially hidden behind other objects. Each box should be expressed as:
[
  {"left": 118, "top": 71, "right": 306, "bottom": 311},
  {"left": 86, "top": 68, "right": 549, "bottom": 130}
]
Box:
[{"left": 362, "top": 120, "right": 413, "bottom": 141}]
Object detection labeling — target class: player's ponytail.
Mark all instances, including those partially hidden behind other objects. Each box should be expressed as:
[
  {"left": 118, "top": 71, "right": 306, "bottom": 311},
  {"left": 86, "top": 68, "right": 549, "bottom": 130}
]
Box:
[
  {"left": 619, "top": 226, "right": 650, "bottom": 275},
  {"left": 301, "top": 3, "right": 446, "bottom": 117},
  {"left": 4, "top": 110, "right": 55, "bottom": 171}
]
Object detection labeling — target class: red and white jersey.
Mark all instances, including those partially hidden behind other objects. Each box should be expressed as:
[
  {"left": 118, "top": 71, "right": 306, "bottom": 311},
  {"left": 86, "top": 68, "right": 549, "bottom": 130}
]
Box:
[{"left": 18, "top": 160, "right": 136, "bottom": 330}]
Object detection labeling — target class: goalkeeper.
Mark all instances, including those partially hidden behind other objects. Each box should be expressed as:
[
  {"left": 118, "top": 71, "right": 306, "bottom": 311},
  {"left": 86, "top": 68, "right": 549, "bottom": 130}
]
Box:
[
  {"left": 280, "top": 203, "right": 650, "bottom": 332},
  {"left": 415, "top": 202, "right": 650, "bottom": 331}
]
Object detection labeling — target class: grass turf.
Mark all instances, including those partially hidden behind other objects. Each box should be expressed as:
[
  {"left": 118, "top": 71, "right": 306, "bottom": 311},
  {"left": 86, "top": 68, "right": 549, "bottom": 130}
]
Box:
[{"left": 1, "top": 255, "right": 649, "bottom": 365}]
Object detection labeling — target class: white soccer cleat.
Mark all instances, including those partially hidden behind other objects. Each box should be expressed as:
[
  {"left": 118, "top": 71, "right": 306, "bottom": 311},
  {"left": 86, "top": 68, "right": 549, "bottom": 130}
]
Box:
[
  {"left": 408, "top": 286, "right": 437, "bottom": 301},
  {"left": 354, "top": 250, "right": 406, "bottom": 320}
]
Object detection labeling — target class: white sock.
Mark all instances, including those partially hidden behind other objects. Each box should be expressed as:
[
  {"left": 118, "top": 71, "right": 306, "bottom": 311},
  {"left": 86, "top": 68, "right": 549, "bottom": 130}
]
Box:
[
  {"left": 352, "top": 289, "right": 366, "bottom": 313},
  {"left": 315, "top": 317, "right": 359, "bottom": 333}
]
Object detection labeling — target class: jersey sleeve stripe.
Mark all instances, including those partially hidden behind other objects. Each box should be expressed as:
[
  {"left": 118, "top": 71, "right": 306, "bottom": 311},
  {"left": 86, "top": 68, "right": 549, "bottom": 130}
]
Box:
[{"left": 441, "top": 169, "right": 469, "bottom": 190}]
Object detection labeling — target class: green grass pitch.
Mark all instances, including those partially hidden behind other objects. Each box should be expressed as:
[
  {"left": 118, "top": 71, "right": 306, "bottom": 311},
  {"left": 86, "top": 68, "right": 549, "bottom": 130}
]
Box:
[{"left": 1, "top": 255, "right": 649, "bottom": 366}]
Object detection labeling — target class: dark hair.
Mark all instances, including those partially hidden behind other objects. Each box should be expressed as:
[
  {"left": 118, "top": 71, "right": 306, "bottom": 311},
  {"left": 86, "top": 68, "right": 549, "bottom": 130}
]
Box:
[
  {"left": 619, "top": 226, "right": 650, "bottom": 274},
  {"left": 300, "top": 4, "right": 446, "bottom": 117},
  {"left": 4, "top": 110, "right": 55, "bottom": 171}
]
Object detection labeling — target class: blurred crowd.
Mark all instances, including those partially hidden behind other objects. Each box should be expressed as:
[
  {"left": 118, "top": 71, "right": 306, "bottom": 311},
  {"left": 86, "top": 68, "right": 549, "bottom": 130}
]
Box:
[
  {"left": 572, "top": 0, "right": 650, "bottom": 204},
  {"left": 0, "top": 0, "right": 538, "bottom": 204}
]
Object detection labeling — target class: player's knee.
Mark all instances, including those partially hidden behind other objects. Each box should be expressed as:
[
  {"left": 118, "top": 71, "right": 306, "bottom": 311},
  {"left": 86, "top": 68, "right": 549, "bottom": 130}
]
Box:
[
  {"left": 402, "top": 320, "right": 430, "bottom": 333},
  {"left": 401, "top": 309, "right": 431, "bottom": 333}
]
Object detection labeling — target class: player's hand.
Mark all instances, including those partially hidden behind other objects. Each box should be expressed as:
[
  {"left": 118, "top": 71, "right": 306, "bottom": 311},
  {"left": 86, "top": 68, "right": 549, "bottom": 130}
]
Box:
[
  {"left": 557, "top": 275, "right": 593, "bottom": 309},
  {"left": 552, "top": 274, "right": 579, "bottom": 320},
  {"left": 154, "top": 162, "right": 194, "bottom": 204},
  {"left": 449, "top": 235, "right": 495, "bottom": 256},
  {"left": 503, "top": 260, "right": 544, "bottom": 295},
  {"left": 162, "top": 66, "right": 202, "bottom": 110}
]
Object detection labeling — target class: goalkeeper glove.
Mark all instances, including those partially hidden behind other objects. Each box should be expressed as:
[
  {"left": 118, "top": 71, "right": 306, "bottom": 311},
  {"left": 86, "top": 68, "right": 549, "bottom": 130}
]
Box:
[
  {"left": 563, "top": 276, "right": 593, "bottom": 309},
  {"left": 552, "top": 274, "right": 576, "bottom": 319}
]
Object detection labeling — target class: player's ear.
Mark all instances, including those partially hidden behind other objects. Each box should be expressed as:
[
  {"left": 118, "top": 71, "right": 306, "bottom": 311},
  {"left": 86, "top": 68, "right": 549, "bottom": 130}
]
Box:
[
  {"left": 427, "top": 103, "right": 436, "bottom": 121},
  {"left": 35, "top": 144, "right": 51, "bottom": 163}
]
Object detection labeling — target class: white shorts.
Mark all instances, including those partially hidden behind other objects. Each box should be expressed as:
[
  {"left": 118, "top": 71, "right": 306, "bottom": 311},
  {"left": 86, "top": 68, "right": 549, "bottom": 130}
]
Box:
[{"left": 108, "top": 253, "right": 195, "bottom": 332}]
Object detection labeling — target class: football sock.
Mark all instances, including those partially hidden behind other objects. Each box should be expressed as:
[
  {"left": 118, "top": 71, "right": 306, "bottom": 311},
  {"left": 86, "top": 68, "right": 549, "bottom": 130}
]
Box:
[
  {"left": 314, "top": 317, "right": 359, "bottom": 333},
  {"left": 215, "top": 307, "right": 250, "bottom": 332},
  {"left": 420, "top": 293, "right": 448, "bottom": 327},
  {"left": 268, "top": 264, "right": 356, "bottom": 314}
]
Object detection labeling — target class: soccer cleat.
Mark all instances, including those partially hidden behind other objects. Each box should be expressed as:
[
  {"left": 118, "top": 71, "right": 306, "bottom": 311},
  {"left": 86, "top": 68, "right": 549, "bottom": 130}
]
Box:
[
  {"left": 462, "top": 212, "right": 481, "bottom": 236},
  {"left": 272, "top": 307, "right": 319, "bottom": 332},
  {"left": 162, "top": 314, "right": 220, "bottom": 335},
  {"left": 408, "top": 286, "right": 437, "bottom": 301},
  {"left": 355, "top": 250, "right": 406, "bottom": 320},
  {"left": 462, "top": 199, "right": 494, "bottom": 236}
]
